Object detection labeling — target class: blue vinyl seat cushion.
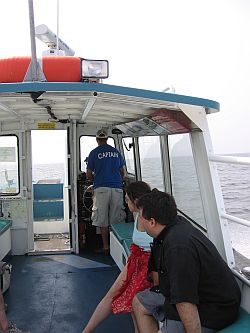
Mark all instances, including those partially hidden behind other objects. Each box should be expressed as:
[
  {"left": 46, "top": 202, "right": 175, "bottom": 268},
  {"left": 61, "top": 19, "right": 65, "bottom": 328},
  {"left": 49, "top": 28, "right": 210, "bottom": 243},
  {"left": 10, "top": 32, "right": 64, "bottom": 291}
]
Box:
[
  {"left": 217, "top": 308, "right": 250, "bottom": 333},
  {"left": 111, "top": 222, "right": 134, "bottom": 242},
  {"left": 0, "top": 219, "right": 12, "bottom": 235}
]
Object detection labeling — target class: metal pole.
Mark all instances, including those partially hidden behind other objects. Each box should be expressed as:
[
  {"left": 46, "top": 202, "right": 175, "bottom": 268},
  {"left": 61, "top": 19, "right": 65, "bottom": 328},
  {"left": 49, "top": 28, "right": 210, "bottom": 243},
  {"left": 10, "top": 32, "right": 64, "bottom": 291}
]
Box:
[
  {"left": 28, "top": 0, "right": 39, "bottom": 80},
  {"left": 57, "top": 0, "right": 59, "bottom": 52},
  {"left": 25, "top": 0, "right": 46, "bottom": 81}
]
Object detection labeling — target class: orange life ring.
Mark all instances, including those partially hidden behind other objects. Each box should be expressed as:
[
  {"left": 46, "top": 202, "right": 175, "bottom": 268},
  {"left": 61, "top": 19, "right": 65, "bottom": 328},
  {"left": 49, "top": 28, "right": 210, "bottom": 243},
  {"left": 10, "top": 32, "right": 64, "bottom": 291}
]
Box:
[{"left": 0, "top": 56, "right": 81, "bottom": 83}]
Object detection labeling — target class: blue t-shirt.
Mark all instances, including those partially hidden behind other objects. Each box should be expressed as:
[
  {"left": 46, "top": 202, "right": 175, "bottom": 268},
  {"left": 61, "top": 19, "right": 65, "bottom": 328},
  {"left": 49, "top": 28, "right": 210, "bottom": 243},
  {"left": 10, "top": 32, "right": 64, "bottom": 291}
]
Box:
[{"left": 87, "top": 144, "right": 125, "bottom": 189}]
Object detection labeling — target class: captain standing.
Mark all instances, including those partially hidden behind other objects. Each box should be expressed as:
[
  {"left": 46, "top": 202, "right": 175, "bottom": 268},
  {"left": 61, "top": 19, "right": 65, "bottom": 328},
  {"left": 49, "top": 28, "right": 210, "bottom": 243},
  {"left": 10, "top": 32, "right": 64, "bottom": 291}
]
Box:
[{"left": 86, "top": 129, "right": 125, "bottom": 254}]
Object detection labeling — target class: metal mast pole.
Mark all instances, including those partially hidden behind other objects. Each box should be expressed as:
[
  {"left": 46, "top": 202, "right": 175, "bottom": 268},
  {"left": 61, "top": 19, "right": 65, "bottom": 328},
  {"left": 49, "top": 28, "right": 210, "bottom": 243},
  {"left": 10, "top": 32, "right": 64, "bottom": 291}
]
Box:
[
  {"left": 56, "top": 0, "right": 59, "bottom": 52},
  {"left": 25, "top": 0, "right": 46, "bottom": 81}
]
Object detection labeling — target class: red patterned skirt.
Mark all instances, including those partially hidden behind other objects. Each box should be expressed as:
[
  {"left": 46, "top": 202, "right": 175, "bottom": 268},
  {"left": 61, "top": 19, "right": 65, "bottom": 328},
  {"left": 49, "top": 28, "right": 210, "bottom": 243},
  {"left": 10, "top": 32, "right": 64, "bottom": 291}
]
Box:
[{"left": 111, "top": 243, "right": 152, "bottom": 314}]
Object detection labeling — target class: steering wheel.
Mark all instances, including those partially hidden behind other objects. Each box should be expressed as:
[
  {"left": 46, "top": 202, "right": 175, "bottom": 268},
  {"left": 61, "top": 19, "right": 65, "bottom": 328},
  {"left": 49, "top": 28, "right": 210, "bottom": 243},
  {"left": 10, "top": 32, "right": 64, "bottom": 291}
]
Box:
[{"left": 82, "top": 184, "right": 94, "bottom": 212}]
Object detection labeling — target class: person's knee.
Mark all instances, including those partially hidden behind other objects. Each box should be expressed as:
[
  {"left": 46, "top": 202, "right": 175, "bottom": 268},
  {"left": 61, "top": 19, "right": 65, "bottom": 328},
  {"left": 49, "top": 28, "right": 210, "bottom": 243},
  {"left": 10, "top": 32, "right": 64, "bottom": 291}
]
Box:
[
  {"left": 132, "top": 295, "right": 139, "bottom": 309},
  {"left": 132, "top": 295, "right": 150, "bottom": 316},
  {"left": 132, "top": 295, "right": 141, "bottom": 313}
]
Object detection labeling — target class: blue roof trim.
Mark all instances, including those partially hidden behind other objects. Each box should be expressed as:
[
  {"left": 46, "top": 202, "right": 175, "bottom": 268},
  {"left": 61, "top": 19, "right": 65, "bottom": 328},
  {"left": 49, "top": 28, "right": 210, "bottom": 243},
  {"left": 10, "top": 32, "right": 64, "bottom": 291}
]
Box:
[{"left": 0, "top": 82, "right": 220, "bottom": 111}]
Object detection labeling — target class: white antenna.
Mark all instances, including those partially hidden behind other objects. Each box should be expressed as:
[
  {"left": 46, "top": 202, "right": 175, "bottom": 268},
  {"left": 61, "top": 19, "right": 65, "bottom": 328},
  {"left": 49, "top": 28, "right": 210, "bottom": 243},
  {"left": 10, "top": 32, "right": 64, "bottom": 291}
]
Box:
[
  {"left": 35, "top": 24, "right": 75, "bottom": 56},
  {"left": 35, "top": 0, "right": 74, "bottom": 56}
]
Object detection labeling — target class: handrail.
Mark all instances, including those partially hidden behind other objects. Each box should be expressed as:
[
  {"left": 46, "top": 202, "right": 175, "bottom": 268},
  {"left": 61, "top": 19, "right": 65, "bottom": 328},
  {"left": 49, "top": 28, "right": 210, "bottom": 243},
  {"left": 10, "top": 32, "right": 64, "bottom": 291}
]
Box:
[
  {"left": 221, "top": 213, "right": 250, "bottom": 228},
  {"left": 232, "top": 268, "right": 250, "bottom": 287},
  {"left": 209, "top": 154, "right": 250, "bottom": 165},
  {"left": 208, "top": 154, "right": 250, "bottom": 228}
]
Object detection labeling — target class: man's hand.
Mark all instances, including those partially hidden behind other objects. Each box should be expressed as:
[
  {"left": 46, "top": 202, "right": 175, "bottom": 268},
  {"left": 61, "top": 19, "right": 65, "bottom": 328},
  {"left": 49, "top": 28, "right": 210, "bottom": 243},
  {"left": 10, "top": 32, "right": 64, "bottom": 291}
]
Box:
[
  {"left": 120, "top": 166, "right": 125, "bottom": 179},
  {"left": 86, "top": 169, "right": 93, "bottom": 182},
  {"left": 176, "top": 302, "right": 201, "bottom": 333}
]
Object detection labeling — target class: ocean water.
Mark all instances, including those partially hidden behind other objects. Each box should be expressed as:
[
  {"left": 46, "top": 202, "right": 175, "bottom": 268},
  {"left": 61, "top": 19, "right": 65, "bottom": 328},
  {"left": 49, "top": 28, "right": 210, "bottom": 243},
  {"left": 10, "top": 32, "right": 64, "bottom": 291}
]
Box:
[
  {"left": 32, "top": 156, "right": 250, "bottom": 259},
  {"left": 33, "top": 163, "right": 66, "bottom": 183},
  {"left": 217, "top": 161, "right": 250, "bottom": 259}
]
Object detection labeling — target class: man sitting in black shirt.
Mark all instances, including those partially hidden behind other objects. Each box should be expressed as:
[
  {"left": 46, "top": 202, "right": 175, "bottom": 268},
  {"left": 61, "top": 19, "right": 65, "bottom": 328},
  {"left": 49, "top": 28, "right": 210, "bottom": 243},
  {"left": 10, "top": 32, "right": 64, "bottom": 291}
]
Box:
[{"left": 132, "top": 189, "right": 241, "bottom": 333}]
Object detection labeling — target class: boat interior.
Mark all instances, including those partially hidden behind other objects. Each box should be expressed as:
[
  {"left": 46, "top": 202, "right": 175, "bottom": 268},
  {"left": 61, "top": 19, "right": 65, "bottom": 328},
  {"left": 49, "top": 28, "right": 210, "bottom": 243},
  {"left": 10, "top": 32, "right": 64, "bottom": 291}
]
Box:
[{"left": 0, "top": 80, "right": 249, "bottom": 332}]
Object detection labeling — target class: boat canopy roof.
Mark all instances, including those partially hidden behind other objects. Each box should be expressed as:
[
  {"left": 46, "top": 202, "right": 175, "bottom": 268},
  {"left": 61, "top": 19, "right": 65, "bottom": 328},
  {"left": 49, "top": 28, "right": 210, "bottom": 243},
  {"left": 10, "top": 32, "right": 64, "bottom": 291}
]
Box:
[{"left": 0, "top": 82, "right": 219, "bottom": 135}]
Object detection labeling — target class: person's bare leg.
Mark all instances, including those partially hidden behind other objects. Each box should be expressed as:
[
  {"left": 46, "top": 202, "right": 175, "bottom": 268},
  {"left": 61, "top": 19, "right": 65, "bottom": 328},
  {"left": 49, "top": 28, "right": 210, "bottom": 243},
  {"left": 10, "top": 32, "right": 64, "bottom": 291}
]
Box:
[
  {"left": 82, "top": 265, "right": 127, "bottom": 333},
  {"left": 0, "top": 292, "right": 8, "bottom": 331},
  {"left": 81, "top": 294, "right": 112, "bottom": 333},
  {"left": 132, "top": 295, "right": 159, "bottom": 333},
  {"left": 100, "top": 226, "right": 110, "bottom": 249},
  {"left": 131, "top": 312, "right": 139, "bottom": 333}
]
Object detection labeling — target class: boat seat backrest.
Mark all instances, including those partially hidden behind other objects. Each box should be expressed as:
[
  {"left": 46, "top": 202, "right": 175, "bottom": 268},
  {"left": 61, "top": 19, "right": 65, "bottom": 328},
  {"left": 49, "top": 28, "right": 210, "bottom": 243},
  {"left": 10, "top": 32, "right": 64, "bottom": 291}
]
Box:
[{"left": 217, "top": 308, "right": 250, "bottom": 333}]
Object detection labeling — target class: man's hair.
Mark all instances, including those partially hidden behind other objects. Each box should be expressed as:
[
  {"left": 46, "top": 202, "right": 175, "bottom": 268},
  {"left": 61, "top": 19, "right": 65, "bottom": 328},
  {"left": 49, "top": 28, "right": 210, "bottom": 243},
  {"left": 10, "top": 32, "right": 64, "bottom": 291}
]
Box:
[
  {"left": 137, "top": 189, "right": 177, "bottom": 225},
  {"left": 96, "top": 137, "right": 108, "bottom": 143},
  {"left": 125, "top": 181, "right": 151, "bottom": 203}
]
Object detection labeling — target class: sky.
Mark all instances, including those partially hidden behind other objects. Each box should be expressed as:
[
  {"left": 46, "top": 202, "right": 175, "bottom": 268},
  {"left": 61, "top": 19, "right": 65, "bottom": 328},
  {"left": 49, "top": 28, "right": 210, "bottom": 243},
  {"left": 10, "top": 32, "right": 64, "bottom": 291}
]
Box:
[{"left": 1, "top": 0, "right": 250, "bottom": 163}]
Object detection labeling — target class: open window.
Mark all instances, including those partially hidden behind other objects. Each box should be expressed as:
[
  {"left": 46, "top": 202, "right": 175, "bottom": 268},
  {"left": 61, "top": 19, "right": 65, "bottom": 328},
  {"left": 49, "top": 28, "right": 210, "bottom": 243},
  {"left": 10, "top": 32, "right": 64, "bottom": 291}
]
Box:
[
  {"left": 168, "top": 133, "right": 206, "bottom": 231},
  {"left": 138, "top": 136, "right": 164, "bottom": 191},
  {"left": 122, "top": 137, "right": 135, "bottom": 176}
]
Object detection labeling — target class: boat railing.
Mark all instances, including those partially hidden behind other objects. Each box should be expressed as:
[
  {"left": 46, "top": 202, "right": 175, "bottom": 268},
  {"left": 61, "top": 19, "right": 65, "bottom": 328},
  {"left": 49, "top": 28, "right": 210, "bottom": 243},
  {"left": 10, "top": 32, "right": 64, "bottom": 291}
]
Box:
[
  {"left": 220, "top": 213, "right": 250, "bottom": 228},
  {"left": 209, "top": 154, "right": 250, "bottom": 166},
  {"left": 209, "top": 153, "right": 250, "bottom": 287},
  {"left": 208, "top": 153, "right": 250, "bottom": 228},
  {"left": 233, "top": 268, "right": 250, "bottom": 288}
]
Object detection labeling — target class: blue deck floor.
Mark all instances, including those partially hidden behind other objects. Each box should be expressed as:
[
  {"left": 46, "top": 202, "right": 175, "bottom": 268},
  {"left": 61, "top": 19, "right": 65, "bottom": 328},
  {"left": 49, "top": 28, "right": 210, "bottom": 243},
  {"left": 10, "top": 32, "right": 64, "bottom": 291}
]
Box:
[{"left": 3, "top": 253, "right": 134, "bottom": 333}]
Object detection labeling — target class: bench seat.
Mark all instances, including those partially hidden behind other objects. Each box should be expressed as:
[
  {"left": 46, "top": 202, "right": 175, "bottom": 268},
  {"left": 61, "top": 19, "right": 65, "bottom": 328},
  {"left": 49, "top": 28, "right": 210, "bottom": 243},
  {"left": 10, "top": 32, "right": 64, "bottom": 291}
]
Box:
[
  {"left": 217, "top": 308, "right": 250, "bottom": 333},
  {"left": 111, "top": 222, "right": 134, "bottom": 243},
  {"left": 110, "top": 222, "right": 133, "bottom": 270},
  {"left": 0, "top": 219, "right": 12, "bottom": 261},
  {"left": 111, "top": 222, "right": 133, "bottom": 255},
  {"left": 0, "top": 219, "right": 12, "bottom": 235}
]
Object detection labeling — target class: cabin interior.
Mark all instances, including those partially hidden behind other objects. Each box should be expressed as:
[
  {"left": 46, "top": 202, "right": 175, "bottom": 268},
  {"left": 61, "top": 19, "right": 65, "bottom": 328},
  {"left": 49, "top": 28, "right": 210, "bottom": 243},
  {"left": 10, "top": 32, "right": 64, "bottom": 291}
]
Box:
[{"left": 0, "top": 83, "right": 249, "bottom": 332}]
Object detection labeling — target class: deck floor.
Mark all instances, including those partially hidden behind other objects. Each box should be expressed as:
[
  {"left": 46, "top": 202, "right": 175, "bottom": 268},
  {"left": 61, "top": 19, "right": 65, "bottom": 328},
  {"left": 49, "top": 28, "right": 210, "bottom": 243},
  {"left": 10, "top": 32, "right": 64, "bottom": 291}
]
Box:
[
  {"left": 3, "top": 253, "right": 134, "bottom": 333},
  {"left": 34, "top": 233, "right": 70, "bottom": 252}
]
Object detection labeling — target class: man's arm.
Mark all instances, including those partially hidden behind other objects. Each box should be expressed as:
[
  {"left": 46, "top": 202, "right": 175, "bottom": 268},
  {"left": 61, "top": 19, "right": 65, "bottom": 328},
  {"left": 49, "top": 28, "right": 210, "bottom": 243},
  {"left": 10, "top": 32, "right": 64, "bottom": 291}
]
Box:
[
  {"left": 86, "top": 169, "right": 93, "bottom": 182},
  {"left": 119, "top": 166, "right": 125, "bottom": 179},
  {"left": 176, "top": 302, "right": 201, "bottom": 333}
]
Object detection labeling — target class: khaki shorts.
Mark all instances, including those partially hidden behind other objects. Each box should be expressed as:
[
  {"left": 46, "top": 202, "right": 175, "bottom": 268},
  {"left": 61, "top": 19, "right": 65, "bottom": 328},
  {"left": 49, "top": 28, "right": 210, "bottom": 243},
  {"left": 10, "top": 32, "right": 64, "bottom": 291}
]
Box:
[{"left": 91, "top": 187, "right": 125, "bottom": 227}]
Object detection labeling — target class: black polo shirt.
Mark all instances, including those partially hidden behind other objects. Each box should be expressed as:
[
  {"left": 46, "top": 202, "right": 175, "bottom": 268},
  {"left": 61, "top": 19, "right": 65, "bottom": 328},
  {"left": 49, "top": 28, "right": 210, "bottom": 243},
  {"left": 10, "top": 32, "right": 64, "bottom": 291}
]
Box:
[{"left": 149, "top": 215, "right": 241, "bottom": 330}]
